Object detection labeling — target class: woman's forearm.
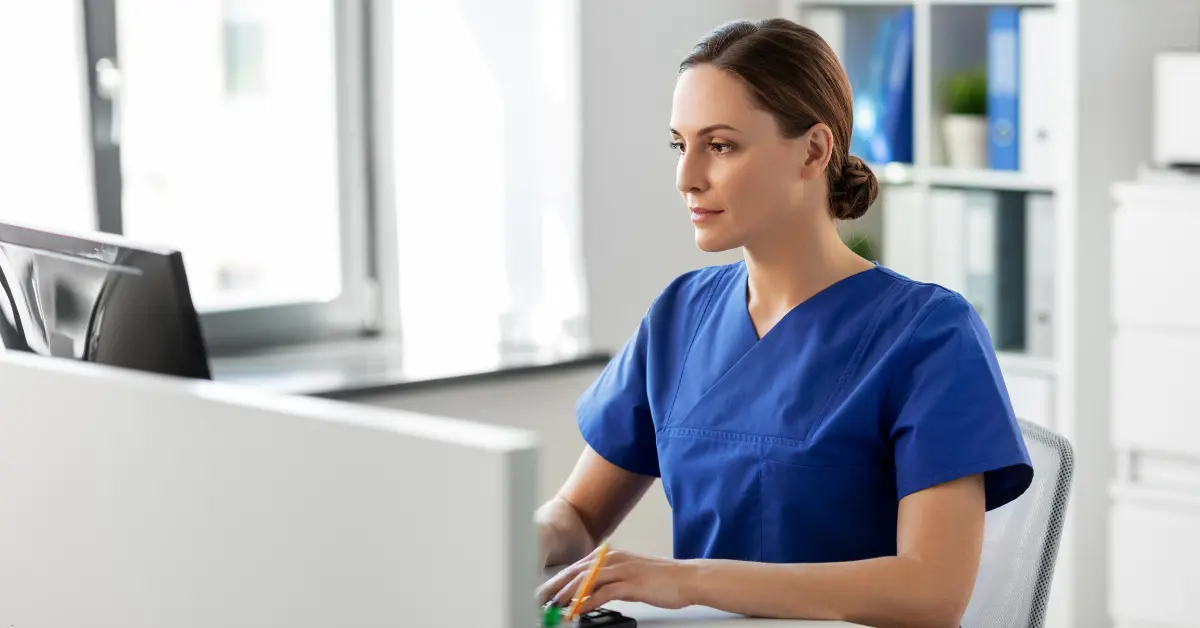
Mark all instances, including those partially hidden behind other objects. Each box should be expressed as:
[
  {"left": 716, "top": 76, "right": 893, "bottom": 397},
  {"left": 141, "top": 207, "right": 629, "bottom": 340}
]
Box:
[
  {"left": 686, "top": 556, "right": 969, "bottom": 628},
  {"left": 535, "top": 496, "right": 597, "bottom": 568}
]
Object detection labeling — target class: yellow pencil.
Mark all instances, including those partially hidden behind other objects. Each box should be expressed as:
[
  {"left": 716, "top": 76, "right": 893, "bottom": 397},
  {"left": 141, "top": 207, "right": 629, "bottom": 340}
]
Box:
[{"left": 565, "top": 543, "right": 611, "bottom": 621}]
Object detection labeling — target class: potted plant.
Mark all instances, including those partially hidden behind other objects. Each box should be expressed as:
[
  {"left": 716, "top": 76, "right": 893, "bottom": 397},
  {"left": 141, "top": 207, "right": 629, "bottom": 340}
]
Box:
[{"left": 941, "top": 67, "right": 988, "bottom": 169}]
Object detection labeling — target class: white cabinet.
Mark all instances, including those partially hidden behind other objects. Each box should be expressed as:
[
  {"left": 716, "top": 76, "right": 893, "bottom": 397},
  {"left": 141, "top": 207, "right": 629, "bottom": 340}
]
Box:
[
  {"left": 1110, "top": 178, "right": 1200, "bottom": 628},
  {"left": 1111, "top": 496, "right": 1200, "bottom": 628}
]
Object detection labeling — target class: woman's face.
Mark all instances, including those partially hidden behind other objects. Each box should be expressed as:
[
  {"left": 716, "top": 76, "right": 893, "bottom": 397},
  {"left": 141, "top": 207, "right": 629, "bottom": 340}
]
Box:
[{"left": 670, "top": 64, "right": 821, "bottom": 253}]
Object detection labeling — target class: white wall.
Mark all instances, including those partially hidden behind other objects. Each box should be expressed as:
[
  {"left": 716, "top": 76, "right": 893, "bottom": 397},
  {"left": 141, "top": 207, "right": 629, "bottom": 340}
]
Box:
[{"left": 580, "top": 0, "right": 778, "bottom": 350}]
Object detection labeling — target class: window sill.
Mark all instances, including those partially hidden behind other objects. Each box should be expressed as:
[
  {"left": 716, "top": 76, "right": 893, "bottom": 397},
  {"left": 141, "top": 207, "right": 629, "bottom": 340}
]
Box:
[{"left": 210, "top": 335, "right": 611, "bottom": 399}]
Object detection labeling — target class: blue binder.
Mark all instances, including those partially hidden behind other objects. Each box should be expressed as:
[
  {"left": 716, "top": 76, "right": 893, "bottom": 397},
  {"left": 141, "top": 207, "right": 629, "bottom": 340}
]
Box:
[
  {"left": 848, "top": 10, "right": 914, "bottom": 164},
  {"left": 987, "top": 7, "right": 1020, "bottom": 170},
  {"left": 881, "top": 9, "right": 914, "bottom": 164},
  {"left": 849, "top": 14, "right": 893, "bottom": 161}
]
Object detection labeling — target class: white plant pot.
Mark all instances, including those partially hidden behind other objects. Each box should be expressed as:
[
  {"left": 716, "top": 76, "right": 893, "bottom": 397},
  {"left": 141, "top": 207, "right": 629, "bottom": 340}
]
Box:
[{"left": 942, "top": 114, "right": 989, "bottom": 169}]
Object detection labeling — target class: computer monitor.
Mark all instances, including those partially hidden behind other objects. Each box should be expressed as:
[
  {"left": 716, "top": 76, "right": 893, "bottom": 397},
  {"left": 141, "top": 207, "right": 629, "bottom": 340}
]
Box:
[{"left": 0, "top": 221, "right": 211, "bottom": 379}]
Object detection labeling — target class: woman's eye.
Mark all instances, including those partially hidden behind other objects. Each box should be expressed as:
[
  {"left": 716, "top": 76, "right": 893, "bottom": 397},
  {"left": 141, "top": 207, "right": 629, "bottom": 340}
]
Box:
[
  {"left": 669, "top": 141, "right": 684, "bottom": 154},
  {"left": 709, "top": 142, "right": 733, "bottom": 154}
]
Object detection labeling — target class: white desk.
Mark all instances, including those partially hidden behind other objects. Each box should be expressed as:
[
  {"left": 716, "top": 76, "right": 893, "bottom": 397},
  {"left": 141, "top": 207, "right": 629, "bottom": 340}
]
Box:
[{"left": 587, "top": 601, "right": 863, "bottom": 626}]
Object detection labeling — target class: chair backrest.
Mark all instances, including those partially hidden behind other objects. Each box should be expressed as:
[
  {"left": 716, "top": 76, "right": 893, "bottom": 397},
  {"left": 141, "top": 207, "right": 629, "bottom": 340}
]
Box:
[{"left": 961, "top": 419, "right": 1075, "bottom": 628}]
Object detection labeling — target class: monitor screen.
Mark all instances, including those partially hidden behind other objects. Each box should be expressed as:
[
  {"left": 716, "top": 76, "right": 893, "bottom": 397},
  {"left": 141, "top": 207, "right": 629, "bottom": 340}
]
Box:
[{"left": 0, "top": 221, "right": 211, "bottom": 379}]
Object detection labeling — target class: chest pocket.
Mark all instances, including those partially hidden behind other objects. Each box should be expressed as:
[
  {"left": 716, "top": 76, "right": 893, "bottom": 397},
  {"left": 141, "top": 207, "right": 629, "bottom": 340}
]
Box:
[
  {"left": 657, "top": 430, "right": 762, "bottom": 562},
  {"left": 758, "top": 458, "right": 898, "bottom": 564}
]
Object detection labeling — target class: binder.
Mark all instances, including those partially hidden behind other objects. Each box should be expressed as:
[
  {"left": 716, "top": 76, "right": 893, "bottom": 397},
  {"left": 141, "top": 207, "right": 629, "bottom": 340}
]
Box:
[
  {"left": 880, "top": 9, "right": 914, "bottom": 164},
  {"left": 1025, "top": 193, "right": 1056, "bottom": 356},
  {"left": 930, "top": 188, "right": 968, "bottom": 295},
  {"left": 930, "top": 188, "right": 1026, "bottom": 349},
  {"left": 987, "top": 8, "right": 1020, "bottom": 171},
  {"left": 963, "top": 190, "right": 1026, "bottom": 350},
  {"left": 1019, "top": 8, "right": 1057, "bottom": 178},
  {"left": 850, "top": 14, "right": 896, "bottom": 162},
  {"left": 848, "top": 10, "right": 913, "bottom": 164},
  {"left": 881, "top": 185, "right": 929, "bottom": 280}
]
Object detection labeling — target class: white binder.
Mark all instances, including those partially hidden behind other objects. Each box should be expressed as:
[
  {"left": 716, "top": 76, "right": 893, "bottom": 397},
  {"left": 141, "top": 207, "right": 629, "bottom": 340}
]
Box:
[{"left": 1019, "top": 8, "right": 1058, "bottom": 179}]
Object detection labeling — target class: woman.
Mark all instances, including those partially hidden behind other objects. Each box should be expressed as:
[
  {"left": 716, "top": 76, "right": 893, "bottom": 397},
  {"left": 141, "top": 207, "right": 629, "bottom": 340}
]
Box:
[{"left": 536, "top": 18, "right": 1032, "bottom": 628}]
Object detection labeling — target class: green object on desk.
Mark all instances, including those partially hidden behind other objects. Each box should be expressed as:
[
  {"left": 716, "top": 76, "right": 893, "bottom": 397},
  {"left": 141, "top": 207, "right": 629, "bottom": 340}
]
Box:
[{"left": 542, "top": 603, "right": 561, "bottom": 626}]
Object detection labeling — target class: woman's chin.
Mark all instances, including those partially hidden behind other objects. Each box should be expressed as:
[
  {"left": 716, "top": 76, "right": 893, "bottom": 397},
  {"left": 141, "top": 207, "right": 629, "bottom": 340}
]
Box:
[{"left": 694, "top": 231, "right": 740, "bottom": 253}]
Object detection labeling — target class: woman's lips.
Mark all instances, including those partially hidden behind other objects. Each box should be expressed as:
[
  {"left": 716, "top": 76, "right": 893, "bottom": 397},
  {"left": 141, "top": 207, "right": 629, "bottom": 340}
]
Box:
[{"left": 690, "top": 207, "right": 724, "bottom": 223}]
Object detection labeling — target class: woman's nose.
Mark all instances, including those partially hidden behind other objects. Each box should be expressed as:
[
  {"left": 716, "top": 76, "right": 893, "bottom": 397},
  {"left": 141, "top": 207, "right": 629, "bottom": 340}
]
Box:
[{"left": 676, "top": 151, "right": 708, "bottom": 195}]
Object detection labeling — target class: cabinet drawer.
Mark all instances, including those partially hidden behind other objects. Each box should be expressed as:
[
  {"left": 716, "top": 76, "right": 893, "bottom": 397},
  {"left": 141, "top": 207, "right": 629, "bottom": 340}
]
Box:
[
  {"left": 1112, "top": 328, "right": 1200, "bottom": 458},
  {"left": 1113, "top": 204, "right": 1200, "bottom": 329},
  {"left": 1111, "top": 497, "right": 1200, "bottom": 628}
]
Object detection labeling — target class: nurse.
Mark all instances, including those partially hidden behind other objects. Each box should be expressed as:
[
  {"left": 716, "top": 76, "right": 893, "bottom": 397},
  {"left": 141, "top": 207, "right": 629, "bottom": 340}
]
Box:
[{"left": 536, "top": 17, "right": 1032, "bottom": 628}]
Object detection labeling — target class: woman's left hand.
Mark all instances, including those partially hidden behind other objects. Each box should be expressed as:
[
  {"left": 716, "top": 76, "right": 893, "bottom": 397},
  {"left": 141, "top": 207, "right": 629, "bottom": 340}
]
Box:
[{"left": 536, "top": 547, "right": 699, "bottom": 615}]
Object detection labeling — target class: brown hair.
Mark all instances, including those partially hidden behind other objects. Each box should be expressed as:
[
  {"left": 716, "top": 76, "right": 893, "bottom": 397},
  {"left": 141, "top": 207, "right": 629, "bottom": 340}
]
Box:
[{"left": 680, "top": 18, "right": 878, "bottom": 220}]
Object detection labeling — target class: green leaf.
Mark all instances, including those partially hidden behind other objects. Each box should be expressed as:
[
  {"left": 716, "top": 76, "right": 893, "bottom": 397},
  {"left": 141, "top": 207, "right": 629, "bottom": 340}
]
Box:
[{"left": 943, "top": 67, "right": 988, "bottom": 116}]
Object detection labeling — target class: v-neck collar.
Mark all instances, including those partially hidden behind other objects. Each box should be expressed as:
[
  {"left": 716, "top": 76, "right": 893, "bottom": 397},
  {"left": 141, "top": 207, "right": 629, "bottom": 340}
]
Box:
[{"left": 735, "top": 261, "right": 882, "bottom": 342}]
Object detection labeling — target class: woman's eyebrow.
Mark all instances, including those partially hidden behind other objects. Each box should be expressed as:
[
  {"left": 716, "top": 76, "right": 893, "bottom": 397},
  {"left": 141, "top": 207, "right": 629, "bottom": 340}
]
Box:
[{"left": 669, "top": 123, "right": 741, "bottom": 137}]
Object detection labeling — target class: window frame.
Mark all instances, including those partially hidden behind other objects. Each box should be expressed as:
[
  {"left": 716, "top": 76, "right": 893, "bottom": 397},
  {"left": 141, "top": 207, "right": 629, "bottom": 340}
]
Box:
[{"left": 78, "top": 0, "right": 386, "bottom": 354}]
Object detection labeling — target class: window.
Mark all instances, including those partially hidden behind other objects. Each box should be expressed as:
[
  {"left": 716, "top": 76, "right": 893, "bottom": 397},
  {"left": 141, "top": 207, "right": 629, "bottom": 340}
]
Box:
[
  {"left": 7, "top": 0, "right": 587, "bottom": 357},
  {"left": 68, "top": 0, "right": 372, "bottom": 350},
  {"left": 115, "top": 0, "right": 345, "bottom": 314},
  {"left": 0, "top": 1, "right": 96, "bottom": 233}
]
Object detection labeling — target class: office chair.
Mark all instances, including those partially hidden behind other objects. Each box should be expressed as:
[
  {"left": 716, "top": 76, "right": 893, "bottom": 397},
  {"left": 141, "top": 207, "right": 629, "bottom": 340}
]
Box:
[{"left": 962, "top": 419, "right": 1075, "bottom": 628}]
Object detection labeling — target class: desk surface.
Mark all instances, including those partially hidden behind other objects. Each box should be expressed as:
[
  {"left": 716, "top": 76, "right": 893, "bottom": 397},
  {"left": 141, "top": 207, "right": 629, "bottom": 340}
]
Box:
[
  {"left": 210, "top": 333, "right": 609, "bottom": 397},
  {"left": 597, "top": 601, "right": 865, "bottom": 626}
]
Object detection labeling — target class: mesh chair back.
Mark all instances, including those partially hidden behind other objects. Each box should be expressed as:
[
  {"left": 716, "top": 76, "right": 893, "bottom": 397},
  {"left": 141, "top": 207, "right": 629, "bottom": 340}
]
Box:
[{"left": 961, "top": 419, "right": 1075, "bottom": 628}]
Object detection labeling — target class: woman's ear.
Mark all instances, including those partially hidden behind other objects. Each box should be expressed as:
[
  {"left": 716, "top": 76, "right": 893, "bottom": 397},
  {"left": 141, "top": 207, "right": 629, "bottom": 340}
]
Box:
[{"left": 801, "top": 123, "right": 835, "bottom": 178}]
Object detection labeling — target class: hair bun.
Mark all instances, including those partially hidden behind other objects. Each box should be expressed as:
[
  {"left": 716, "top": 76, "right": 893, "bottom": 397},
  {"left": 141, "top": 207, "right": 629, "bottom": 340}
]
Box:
[{"left": 831, "top": 155, "right": 879, "bottom": 220}]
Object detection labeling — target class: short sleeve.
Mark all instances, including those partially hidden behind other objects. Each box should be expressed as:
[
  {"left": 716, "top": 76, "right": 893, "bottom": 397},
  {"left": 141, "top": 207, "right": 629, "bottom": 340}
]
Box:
[
  {"left": 575, "top": 314, "right": 660, "bottom": 478},
  {"left": 886, "top": 294, "right": 1033, "bottom": 511}
]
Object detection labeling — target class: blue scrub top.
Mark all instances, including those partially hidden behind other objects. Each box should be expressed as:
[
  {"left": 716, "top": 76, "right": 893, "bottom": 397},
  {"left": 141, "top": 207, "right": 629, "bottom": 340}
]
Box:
[{"left": 577, "top": 261, "right": 1033, "bottom": 564}]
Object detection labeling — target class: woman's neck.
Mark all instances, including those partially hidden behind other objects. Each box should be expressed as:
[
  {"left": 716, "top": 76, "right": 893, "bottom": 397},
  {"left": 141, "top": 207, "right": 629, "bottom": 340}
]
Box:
[{"left": 742, "top": 221, "right": 874, "bottom": 316}]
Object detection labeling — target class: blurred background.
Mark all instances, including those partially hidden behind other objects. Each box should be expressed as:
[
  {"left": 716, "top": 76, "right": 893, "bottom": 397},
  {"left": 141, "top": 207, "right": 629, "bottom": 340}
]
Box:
[{"left": 3, "top": 1, "right": 1200, "bottom": 627}]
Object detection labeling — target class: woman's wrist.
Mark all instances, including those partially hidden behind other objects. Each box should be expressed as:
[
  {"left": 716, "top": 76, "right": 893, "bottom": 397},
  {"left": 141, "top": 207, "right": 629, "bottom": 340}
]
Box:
[{"left": 680, "top": 559, "right": 711, "bottom": 608}]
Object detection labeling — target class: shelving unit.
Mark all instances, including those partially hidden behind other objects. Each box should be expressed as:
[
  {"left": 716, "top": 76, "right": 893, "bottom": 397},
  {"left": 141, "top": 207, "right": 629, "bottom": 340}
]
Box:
[
  {"left": 808, "top": 0, "right": 1055, "bottom": 6},
  {"left": 869, "top": 162, "right": 916, "bottom": 185},
  {"left": 928, "top": 0, "right": 1055, "bottom": 6},
  {"left": 924, "top": 166, "right": 1055, "bottom": 192},
  {"left": 803, "top": 0, "right": 1060, "bottom": 366},
  {"left": 871, "top": 164, "right": 1057, "bottom": 191},
  {"left": 781, "top": 1, "right": 1200, "bottom": 627}
]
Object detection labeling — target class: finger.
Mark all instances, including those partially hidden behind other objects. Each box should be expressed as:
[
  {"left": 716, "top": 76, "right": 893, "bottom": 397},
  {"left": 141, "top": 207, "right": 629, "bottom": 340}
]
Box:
[
  {"left": 603, "top": 549, "right": 629, "bottom": 564},
  {"left": 577, "top": 582, "right": 636, "bottom": 615},
  {"left": 556, "top": 561, "right": 629, "bottom": 610},
  {"left": 544, "top": 548, "right": 625, "bottom": 607},
  {"left": 536, "top": 560, "right": 587, "bottom": 605},
  {"left": 591, "top": 561, "right": 631, "bottom": 588},
  {"left": 552, "top": 568, "right": 590, "bottom": 608}
]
